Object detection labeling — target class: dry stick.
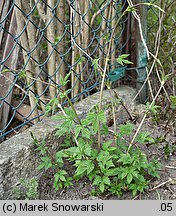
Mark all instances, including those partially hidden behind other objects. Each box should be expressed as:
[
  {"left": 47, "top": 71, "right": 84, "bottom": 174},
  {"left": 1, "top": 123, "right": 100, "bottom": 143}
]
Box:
[
  {"left": 146, "top": 68, "right": 154, "bottom": 100},
  {"left": 56, "top": 0, "right": 66, "bottom": 102},
  {"left": 70, "top": 7, "right": 134, "bottom": 147},
  {"left": 110, "top": 2, "right": 116, "bottom": 71},
  {"left": 75, "top": 2, "right": 84, "bottom": 96},
  {"left": 4, "top": 67, "right": 82, "bottom": 125},
  {"left": 129, "top": 1, "right": 168, "bottom": 103},
  {"left": 47, "top": 0, "right": 56, "bottom": 98},
  {"left": 127, "top": 80, "right": 165, "bottom": 153},
  {"left": 132, "top": 13, "right": 164, "bottom": 103},
  {"left": 155, "top": 65, "right": 170, "bottom": 102},
  {"left": 99, "top": 3, "right": 109, "bottom": 69},
  {"left": 70, "top": 4, "right": 75, "bottom": 98},
  {"left": 149, "top": 178, "right": 174, "bottom": 192},
  {"left": 99, "top": 7, "right": 130, "bottom": 110},
  {"left": 90, "top": 1, "right": 109, "bottom": 27},
  {"left": 165, "top": 166, "right": 176, "bottom": 170},
  {"left": 127, "top": 0, "right": 150, "bottom": 60},
  {"left": 105, "top": 3, "right": 112, "bottom": 72},
  {"left": 1, "top": 71, "right": 27, "bottom": 95},
  {"left": 67, "top": 1, "right": 105, "bottom": 76},
  {"left": 97, "top": 10, "right": 128, "bottom": 148},
  {"left": 153, "top": 11, "right": 170, "bottom": 102},
  {"left": 71, "top": 39, "right": 106, "bottom": 75},
  {"left": 80, "top": 0, "right": 89, "bottom": 94},
  {"left": 70, "top": 3, "right": 80, "bottom": 98}
]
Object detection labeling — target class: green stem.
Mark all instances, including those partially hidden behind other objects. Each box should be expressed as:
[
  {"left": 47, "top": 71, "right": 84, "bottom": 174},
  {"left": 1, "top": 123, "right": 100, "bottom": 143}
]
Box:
[
  {"left": 65, "top": 94, "right": 82, "bottom": 125},
  {"left": 97, "top": 9, "right": 128, "bottom": 148}
]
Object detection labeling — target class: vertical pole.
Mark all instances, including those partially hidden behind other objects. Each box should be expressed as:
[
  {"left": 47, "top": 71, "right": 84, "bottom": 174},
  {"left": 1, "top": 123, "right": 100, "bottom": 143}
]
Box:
[
  {"left": 0, "top": 6, "right": 19, "bottom": 142},
  {"left": 136, "top": 0, "right": 148, "bottom": 103}
]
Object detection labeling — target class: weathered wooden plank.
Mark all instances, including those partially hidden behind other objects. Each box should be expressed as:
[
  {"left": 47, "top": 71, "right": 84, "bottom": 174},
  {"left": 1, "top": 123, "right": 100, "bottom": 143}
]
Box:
[
  {"left": 0, "top": 7, "right": 19, "bottom": 141},
  {"left": 0, "top": 0, "right": 10, "bottom": 45},
  {"left": 0, "top": 0, "right": 5, "bottom": 14},
  {"left": 135, "top": 0, "right": 148, "bottom": 103}
]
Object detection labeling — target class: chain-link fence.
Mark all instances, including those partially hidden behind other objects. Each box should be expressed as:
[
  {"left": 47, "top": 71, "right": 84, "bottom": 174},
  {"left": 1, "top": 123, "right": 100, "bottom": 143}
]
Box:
[{"left": 0, "top": 0, "right": 148, "bottom": 141}]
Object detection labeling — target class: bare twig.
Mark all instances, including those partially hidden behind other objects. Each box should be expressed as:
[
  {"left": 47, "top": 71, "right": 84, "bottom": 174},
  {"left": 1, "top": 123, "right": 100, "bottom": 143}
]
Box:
[
  {"left": 127, "top": 80, "right": 165, "bottom": 153},
  {"left": 149, "top": 178, "right": 173, "bottom": 192},
  {"left": 127, "top": 0, "right": 150, "bottom": 59},
  {"left": 165, "top": 166, "right": 176, "bottom": 170},
  {"left": 90, "top": 1, "right": 109, "bottom": 27}
]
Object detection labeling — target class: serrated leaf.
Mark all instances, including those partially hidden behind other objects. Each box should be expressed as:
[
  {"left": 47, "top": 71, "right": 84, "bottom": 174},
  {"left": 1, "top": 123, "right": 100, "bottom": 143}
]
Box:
[
  {"left": 122, "top": 59, "right": 133, "bottom": 64},
  {"left": 102, "top": 176, "right": 111, "bottom": 185},
  {"left": 54, "top": 173, "right": 60, "bottom": 183},
  {"left": 75, "top": 163, "right": 87, "bottom": 176},
  {"left": 78, "top": 56, "right": 86, "bottom": 65},
  {"left": 75, "top": 160, "right": 94, "bottom": 177},
  {"left": 87, "top": 161, "right": 95, "bottom": 175},
  {"left": 60, "top": 175, "right": 66, "bottom": 182},
  {"left": 97, "top": 110, "right": 106, "bottom": 122},
  {"left": 93, "top": 175, "right": 101, "bottom": 186},
  {"left": 38, "top": 156, "right": 53, "bottom": 170},
  {"left": 86, "top": 112, "right": 96, "bottom": 123},
  {"left": 92, "top": 58, "right": 99, "bottom": 71},
  {"left": 60, "top": 71, "right": 71, "bottom": 86},
  {"left": 127, "top": 173, "right": 133, "bottom": 184},
  {"left": 55, "top": 151, "right": 63, "bottom": 164},
  {"left": 136, "top": 131, "right": 153, "bottom": 144},
  {"left": 84, "top": 144, "right": 92, "bottom": 156},
  {"left": 132, "top": 171, "right": 139, "bottom": 178},
  {"left": 92, "top": 121, "right": 98, "bottom": 133},
  {"left": 64, "top": 71, "right": 72, "bottom": 82},
  {"left": 121, "top": 171, "right": 128, "bottom": 179},
  {"left": 119, "top": 54, "right": 130, "bottom": 58},
  {"left": 91, "top": 149, "right": 98, "bottom": 158},
  {"left": 116, "top": 54, "right": 133, "bottom": 66},
  {"left": 119, "top": 123, "right": 134, "bottom": 136},
  {"left": 132, "top": 189, "right": 137, "bottom": 197},
  {"left": 101, "top": 123, "right": 109, "bottom": 135},
  {"left": 102, "top": 141, "right": 113, "bottom": 150},
  {"left": 55, "top": 128, "right": 68, "bottom": 137},
  {"left": 2, "top": 69, "right": 10, "bottom": 73},
  {"left": 117, "top": 153, "right": 131, "bottom": 164},
  {"left": 108, "top": 147, "right": 117, "bottom": 152},
  {"left": 82, "top": 128, "right": 91, "bottom": 139},
  {"left": 105, "top": 160, "right": 115, "bottom": 169},
  {"left": 64, "top": 147, "right": 79, "bottom": 157},
  {"left": 99, "top": 183, "right": 105, "bottom": 193},
  {"left": 53, "top": 182, "right": 59, "bottom": 191},
  {"left": 54, "top": 36, "right": 62, "bottom": 44},
  {"left": 59, "top": 170, "right": 67, "bottom": 176},
  {"left": 52, "top": 114, "right": 65, "bottom": 121},
  {"left": 106, "top": 168, "right": 120, "bottom": 176},
  {"left": 37, "top": 163, "right": 45, "bottom": 170},
  {"left": 81, "top": 118, "right": 89, "bottom": 126},
  {"left": 74, "top": 125, "right": 82, "bottom": 138}
]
